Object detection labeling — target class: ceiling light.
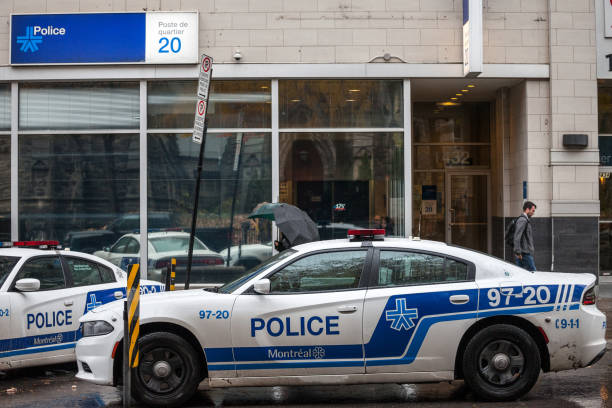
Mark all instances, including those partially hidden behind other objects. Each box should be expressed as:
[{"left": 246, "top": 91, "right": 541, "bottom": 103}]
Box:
[
  {"left": 346, "top": 99, "right": 356, "bottom": 102},
  {"left": 456, "top": 93, "right": 462, "bottom": 96},
  {"left": 260, "top": 86, "right": 269, "bottom": 89},
  {"left": 461, "top": 89, "right": 469, "bottom": 92},
  {"left": 290, "top": 99, "right": 301, "bottom": 102},
  {"left": 436, "top": 101, "right": 460, "bottom": 106},
  {"left": 451, "top": 97, "right": 458, "bottom": 100},
  {"left": 467, "top": 84, "right": 475, "bottom": 88},
  {"left": 348, "top": 89, "right": 361, "bottom": 92}
]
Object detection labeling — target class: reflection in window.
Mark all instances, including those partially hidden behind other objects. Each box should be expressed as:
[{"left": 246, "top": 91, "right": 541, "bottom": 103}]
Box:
[
  {"left": 148, "top": 133, "right": 272, "bottom": 258},
  {"left": 18, "top": 134, "right": 139, "bottom": 250},
  {"left": 147, "top": 80, "right": 271, "bottom": 129},
  {"left": 15, "top": 257, "right": 65, "bottom": 291},
  {"left": 599, "top": 87, "right": 612, "bottom": 133},
  {"left": 280, "top": 80, "right": 402, "bottom": 128},
  {"left": 0, "top": 135, "right": 9, "bottom": 241},
  {"left": 269, "top": 250, "right": 365, "bottom": 293},
  {"left": 601, "top": 173, "right": 612, "bottom": 220},
  {"left": 279, "top": 132, "right": 404, "bottom": 237},
  {"left": 378, "top": 251, "right": 467, "bottom": 286},
  {"left": 0, "top": 84, "right": 10, "bottom": 130},
  {"left": 20, "top": 82, "right": 139, "bottom": 130}
]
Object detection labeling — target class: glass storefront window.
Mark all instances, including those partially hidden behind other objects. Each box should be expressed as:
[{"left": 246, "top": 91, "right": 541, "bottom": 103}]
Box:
[
  {"left": 0, "top": 84, "right": 10, "bottom": 130},
  {"left": 18, "top": 134, "right": 139, "bottom": 251},
  {"left": 599, "top": 87, "right": 612, "bottom": 133},
  {"left": 148, "top": 132, "right": 272, "bottom": 282},
  {"left": 147, "top": 80, "right": 271, "bottom": 129},
  {"left": 601, "top": 172, "right": 612, "bottom": 220},
  {"left": 279, "top": 80, "right": 403, "bottom": 128},
  {"left": 279, "top": 132, "right": 404, "bottom": 237},
  {"left": 0, "top": 135, "right": 9, "bottom": 241},
  {"left": 19, "top": 82, "right": 140, "bottom": 130}
]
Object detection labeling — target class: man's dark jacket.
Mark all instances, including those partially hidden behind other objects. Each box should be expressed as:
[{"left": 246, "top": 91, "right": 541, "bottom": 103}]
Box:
[{"left": 513, "top": 213, "right": 534, "bottom": 255}]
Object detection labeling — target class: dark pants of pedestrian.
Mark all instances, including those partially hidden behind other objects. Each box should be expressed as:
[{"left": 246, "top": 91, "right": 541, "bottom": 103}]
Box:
[{"left": 515, "top": 253, "right": 536, "bottom": 271}]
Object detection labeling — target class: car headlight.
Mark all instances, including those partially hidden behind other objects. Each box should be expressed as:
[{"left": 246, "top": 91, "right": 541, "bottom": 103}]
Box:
[{"left": 81, "top": 320, "right": 114, "bottom": 337}]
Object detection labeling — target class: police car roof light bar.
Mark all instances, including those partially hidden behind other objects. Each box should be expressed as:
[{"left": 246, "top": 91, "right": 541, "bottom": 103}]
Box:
[
  {"left": 347, "top": 229, "right": 385, "bottom": 242},
  {"left": 12, "top": 240, "right": 61, "bottom": 249}
]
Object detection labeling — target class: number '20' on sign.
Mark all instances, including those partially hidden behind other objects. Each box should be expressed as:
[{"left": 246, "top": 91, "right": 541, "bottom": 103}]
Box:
[{"left": 159, "top": 37, "right": 181, "bottom": 53}]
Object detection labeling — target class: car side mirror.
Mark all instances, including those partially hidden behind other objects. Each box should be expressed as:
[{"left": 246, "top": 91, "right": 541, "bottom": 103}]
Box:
[
  {"left": 103, "top": 246, "right": 110, "bottom": 252},
  {"left": 15, "top": 278, "right": 41, "bottom": 292},
  {"left": 253, "top": 279, "right": 270, "bottom": 295}
]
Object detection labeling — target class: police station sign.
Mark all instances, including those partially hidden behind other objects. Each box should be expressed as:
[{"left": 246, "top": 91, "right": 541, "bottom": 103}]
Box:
[{"left": 10, "top": 12, "right": 198, "bottom": 65}]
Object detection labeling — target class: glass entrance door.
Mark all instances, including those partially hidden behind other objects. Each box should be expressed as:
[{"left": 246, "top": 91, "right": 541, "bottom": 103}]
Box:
[{"left": 445, "top": 172, "right": 490, "bottom": 252}]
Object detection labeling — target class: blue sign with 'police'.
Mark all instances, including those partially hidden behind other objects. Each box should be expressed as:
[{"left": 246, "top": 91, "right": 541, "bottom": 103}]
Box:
[{"left": 11, "top": 13, "right": 145, "bottom": 64}]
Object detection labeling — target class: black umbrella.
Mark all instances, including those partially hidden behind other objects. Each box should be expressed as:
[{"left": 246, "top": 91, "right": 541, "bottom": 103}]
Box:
[{"left": 248, "top": 203, "right": 319, "bottom": 246}]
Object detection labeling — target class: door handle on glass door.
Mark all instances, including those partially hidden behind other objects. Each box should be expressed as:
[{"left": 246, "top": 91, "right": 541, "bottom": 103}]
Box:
[
  {"left": 449, "top": 295, "right": 469, "bottom": 304},
  {"left": 337, "top": 305, "right": 358, "bottom": 314}
]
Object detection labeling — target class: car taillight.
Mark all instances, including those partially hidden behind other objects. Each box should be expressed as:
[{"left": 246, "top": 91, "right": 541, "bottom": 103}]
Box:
[{"left": 582, "top": 287, "right": 596, "bottom": 305}]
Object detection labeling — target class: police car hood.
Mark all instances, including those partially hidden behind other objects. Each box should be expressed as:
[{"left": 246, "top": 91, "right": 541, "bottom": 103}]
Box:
[{"left": 87, "top": 288, "right": 216, "bottom": 315}]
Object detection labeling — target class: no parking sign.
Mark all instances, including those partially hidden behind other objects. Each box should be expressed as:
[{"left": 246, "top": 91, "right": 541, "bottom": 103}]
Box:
[{"left": 193, "top": 54, "right": 212, "bottom": 144}]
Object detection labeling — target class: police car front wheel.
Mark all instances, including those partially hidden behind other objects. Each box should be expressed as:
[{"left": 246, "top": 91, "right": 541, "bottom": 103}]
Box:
[
  {"left": 462, "top": 324, "right": 541, "bottom": 401},
  {"left": 132, "top": 332, "right": 201, "bottom": 407}
]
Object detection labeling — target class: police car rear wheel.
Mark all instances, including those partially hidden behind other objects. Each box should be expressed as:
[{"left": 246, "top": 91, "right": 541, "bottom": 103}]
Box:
[
  {"left": 132, "top": 332, "right": 201, "bottom": 407},
  {"left": 462, "top": 324, "right": 540, "bottom": 401}
]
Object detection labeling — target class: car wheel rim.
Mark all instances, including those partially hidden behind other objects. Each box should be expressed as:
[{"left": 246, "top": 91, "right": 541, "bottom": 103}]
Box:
[
  {"left": 478, "top": 340, "right": 524, "bottom": 386},
  {"left": 138, "top": 347, "right": 187, "bottom": 394}
]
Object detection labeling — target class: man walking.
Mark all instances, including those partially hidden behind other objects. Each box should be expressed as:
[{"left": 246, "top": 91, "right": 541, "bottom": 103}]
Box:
[{"left": 514, "top": 201, "right": 537, "bottom": 271}]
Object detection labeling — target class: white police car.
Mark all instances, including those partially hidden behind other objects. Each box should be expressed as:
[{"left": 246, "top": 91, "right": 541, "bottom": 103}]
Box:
[
  {"left": 75, "top": 230, "right": 607, "bottom": 406},
  {"left": 0, "top": 241, "right": 163, "bottom": 371}
]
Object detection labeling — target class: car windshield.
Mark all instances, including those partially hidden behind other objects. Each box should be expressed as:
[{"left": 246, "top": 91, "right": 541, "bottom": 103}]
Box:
[
  {"left": 218, "top": 249, "right": 297, "bottom": 294},
  {"left": 150, "top": 237, "right": 206, "bottom": 252},
  {"left": 0, "top": 256, "right": 20, "bottom": 287}
]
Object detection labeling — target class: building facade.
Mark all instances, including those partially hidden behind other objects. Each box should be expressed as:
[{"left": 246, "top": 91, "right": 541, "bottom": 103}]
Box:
[{"left": 0, "top": 0, "right": 606, "bottom": 277}]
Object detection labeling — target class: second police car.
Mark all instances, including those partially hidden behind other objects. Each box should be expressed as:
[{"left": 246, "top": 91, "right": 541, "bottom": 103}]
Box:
[
  {"left": 75, "top": 230, "right": 607, "bottom": 406},
  {"left": 0, "top": 241, "right": 163, "bottom": 370}
]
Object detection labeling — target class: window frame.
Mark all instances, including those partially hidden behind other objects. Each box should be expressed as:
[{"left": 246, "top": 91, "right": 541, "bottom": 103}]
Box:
[
  {"left": 246, "top": 247, "right": 374, "bottom": 295},
  {"left": 9, "top": 255, "right": 67, "bottom": 292},
  {"left": 61, "top": 255, "right": 116, "bottom": 287},
  {"left": 365, "top": 247, "right": 476, "bottom": 288}
]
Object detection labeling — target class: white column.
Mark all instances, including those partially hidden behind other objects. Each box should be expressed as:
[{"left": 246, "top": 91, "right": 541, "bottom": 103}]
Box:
[
  {"left": 139, "top": 80, "right": 148, "bottom": 279},
  {"left": 271, "top": 79, "right": 279, "bottom": 248},
  {"left": 403, "top": 79, "right": 412, "bottom": 237},
  {"left": 10, "top": 82, "right": 17, "bottom": 241}
]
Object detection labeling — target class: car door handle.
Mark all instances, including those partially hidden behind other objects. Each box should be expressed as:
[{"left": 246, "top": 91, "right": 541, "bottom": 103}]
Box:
[
  {"left": 114, "top": 291, "right": 124, "bottom": 300},
  {"left": 64, "top": 300, "right": 74, "bottom": 306},
  {"left": 337, "top": 305, "right": 358, "bottom": 314},
  {"left": 449, "top": 295, "right": 469, "bottom": 305}
]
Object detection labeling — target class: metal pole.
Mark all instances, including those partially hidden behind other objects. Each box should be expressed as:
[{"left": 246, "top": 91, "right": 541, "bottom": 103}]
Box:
[
  {"left": 226, "top": 134, "right": 244, "bottom": 267},
  {"left": 186, "top": 119, "right": 208, "bottom": 290},
  {"left": 122, "top": 299, "right": 130, "bottom": 408}
]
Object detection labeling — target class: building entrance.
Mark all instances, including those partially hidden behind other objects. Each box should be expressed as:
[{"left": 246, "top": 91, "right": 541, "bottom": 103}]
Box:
[{"left": 412, "top": 102, "right": 492, "bottom": 252}]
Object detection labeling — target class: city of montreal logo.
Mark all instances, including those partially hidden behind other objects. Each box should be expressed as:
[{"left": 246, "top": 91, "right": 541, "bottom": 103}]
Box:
[{"left": 17, "top": 25, "right": 66, "bottom": 52}]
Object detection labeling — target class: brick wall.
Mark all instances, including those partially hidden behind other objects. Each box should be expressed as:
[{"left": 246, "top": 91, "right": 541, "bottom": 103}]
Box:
[{"left": 0, "top": 0, "right": 550, "bottom": 65}]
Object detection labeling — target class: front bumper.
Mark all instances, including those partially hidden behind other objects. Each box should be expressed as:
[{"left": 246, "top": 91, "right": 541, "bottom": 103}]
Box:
[{"left": 75, "top": 326, "right": 122, "bottom": 386}]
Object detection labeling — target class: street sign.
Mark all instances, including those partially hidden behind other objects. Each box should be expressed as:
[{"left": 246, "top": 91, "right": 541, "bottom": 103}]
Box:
[{"left": 193, "top": 53, "right": 213, "bottom": 144}]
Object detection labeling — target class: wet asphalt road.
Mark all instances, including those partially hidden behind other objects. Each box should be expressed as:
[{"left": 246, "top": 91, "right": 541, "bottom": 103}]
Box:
[{"left": 2, "top": 282, "right": 612, "bottom": 408}]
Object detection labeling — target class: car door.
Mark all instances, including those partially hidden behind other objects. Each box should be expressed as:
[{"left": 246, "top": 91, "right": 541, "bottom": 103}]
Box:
[
  {"left": 7, "top": 256, "right": 82, "bottom": 367},
  {"left": 230, "top": 248, "right": 371, "bottom": 377},
  {"left": 0, "top": 255, "right": 19, "bottom": 368},
  {"left": 363, "top": 248, "right": 479, "bottom": 375}
]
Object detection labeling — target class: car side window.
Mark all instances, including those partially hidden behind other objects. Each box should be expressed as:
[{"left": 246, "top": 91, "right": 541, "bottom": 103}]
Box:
[
  {"left": 65, "top": 257, "right": 105, "bottom": 287},
  {"left": 377, "top": 251, "right": 468, "bottom": 286},
  {"left": 268, "top": 250, "right": 366, "bottom": 293},
  {"left": 14, "top": 256, "right": 66, "bottom": 291},
  {"left": 125, "top": 239, "right": 139, "bottom": 253},
  {"left": 99, "top": 265, "right": 116, "bottom": 283},
  {"left": 111, "top": 237, "right": 130, "bottom": 253}
]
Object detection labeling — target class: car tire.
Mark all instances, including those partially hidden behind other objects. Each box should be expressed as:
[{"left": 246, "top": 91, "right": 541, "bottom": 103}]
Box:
[
  {"left": 462, "top": 324, "right": 540, "bottom": 401},
  {"left": 131, "top": 332, "right": 201, "bottom": 407}
]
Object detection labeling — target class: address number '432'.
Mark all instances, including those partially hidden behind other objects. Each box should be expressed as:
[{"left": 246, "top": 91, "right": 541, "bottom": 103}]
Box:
[{"left": 487, "top": 286, "right": 551, "bottom": 307}]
